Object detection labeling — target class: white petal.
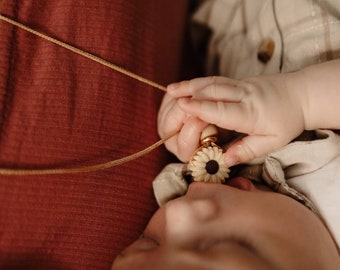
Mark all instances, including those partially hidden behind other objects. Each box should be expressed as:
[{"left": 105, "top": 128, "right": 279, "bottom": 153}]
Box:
[
  {"left": 213, "top": 146, "right": 219, "bottom": 157},
  {"left": 203, "top": 174, "right": 211, "bottom": 182},
  {"left": 216, "top": 171, "right": 227, "bottom": 180},
  {"left": 200, "top": 153, "right": 210, "bottom": 162},
  {"left": 192, "top": 160, "right": 206, "bottom": 168},
  {"left": 192, "top": 169, "right": 207, "bottom": 179},
  {"left": 209, "top": 148, "right": 216, "bottom": 158}
]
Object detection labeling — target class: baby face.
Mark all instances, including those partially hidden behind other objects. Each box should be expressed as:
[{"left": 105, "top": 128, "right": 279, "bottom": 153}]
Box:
[{"left": 112, "top": 178, "right": 340, "bottom": 270}]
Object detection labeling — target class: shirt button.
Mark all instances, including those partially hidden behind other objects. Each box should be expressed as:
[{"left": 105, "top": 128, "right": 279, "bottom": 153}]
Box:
[{"left": 257, "top": 39, "right": 275, "bottom": 64}]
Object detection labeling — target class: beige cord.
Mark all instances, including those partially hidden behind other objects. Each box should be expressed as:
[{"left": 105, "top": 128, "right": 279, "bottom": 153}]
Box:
[
  {"left": 0, "top": 14, "right": 176, "bottom": 175},
  {"left": 0, "top": 15, "right": 167, "bottom": 92},
  {"left": 0, "top": 129, "right": 179, "bottom": 175}
]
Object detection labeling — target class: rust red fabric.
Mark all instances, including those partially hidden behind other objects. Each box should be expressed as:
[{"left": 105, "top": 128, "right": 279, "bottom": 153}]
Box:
[{"left": 0, "top": 1, "right": 189, "bottom": 269}]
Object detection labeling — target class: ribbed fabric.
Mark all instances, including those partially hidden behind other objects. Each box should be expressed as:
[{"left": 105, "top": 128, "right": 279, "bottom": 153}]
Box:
[{"left": 0, "top": 1, "right": 188, "bottom": 269}]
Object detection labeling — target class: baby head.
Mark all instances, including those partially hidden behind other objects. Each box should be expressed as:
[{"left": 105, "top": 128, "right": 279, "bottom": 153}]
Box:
[{"left": 112, "top": 178, "right": 340, "bottom": 269}]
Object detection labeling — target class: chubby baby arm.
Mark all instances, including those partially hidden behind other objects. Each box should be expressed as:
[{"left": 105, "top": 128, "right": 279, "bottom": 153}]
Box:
[{"left": 299, "top": 59, "right": 340, "bottom": 131}]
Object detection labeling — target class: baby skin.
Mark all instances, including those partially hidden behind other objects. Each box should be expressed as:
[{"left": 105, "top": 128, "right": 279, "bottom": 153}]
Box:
[
  {"left": 113, "top": 59, "right": 340, "bottom": 269},
  {"left": 112, "top": 179, "right": 340, "bottom": 269},
  {"left": 158, "top": 59, "right": 340, "bottom": 166}
]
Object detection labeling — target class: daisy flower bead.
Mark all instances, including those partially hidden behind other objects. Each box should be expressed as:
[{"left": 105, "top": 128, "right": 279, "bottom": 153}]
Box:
[{"left": 189, "top": 144, "right": 230, "bottom": 184}]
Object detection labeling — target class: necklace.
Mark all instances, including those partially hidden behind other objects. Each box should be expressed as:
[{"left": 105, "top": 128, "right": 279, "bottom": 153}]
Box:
[
  {"left": 0, "top": 14, "right": 230, "bottom": 184},
  {"left": 0, "top": 14, "right": 178, "bottom": 175}
]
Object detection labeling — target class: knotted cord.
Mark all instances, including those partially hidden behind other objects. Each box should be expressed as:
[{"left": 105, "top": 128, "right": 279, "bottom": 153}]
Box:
[{"left": 0, "top": 14, "right": 177, "bottom": 175}]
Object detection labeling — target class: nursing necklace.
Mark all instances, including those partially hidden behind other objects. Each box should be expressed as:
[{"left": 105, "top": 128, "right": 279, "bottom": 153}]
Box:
[
  {"left": 188, "top": 125, "right": 230, "bottom": 183},
  {"left": 0, "top": 14, "right": 230, "bottom": 184}
]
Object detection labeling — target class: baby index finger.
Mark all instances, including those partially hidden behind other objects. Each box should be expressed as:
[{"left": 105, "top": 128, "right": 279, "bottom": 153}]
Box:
[
  {"left": 193, "top": 83, "right": 244, "bottom": 102},
  {"left": 177, "top": 98, "right": 249, "bottom": 132},
  {"left": 167, "top": 76, "right": 237, "bottom": 97}
]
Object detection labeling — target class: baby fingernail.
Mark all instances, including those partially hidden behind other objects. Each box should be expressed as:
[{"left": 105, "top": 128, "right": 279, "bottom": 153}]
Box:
[{"left": 167, "top": 83, "right": 180, "bottom": 92}]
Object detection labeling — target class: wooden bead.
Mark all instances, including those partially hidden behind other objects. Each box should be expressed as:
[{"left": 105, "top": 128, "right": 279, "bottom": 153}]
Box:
[
  {"left": 200, "top": 124, "right": 218, "bottom": 143},
  {"left": 257, "top": 39, "right": 275, "bottom": 64}
]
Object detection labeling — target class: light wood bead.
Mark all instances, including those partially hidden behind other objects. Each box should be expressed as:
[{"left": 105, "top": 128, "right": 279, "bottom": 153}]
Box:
[{"left": 200, "top": 125, "right": 218, "bottom": 143}]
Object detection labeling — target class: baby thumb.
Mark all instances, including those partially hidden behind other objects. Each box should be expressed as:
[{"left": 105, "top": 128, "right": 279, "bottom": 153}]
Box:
[{"left": 223, "top": 135, "right": 275, "bottom": 167}]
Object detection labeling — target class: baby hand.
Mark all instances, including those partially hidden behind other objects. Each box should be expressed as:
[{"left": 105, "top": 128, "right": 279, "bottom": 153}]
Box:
[{"left": 166, "top": 75, "right": 306, "bottom": 166}]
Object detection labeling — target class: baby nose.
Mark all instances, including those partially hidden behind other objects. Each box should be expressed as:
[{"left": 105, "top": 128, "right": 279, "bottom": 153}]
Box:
[
  {"left": 188, "top": 199, "right": 219, "bottom": 221},
  {"left": 165, "top": 198, "right": 219, "bottom": 243},
  {"left": 167, "top": 198, "right": 218, "bottom": 222}
]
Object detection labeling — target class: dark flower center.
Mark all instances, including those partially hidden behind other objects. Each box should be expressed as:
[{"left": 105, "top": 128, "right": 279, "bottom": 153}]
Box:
[{"left": 205, "top": 160, "right": 219, "bottom": 175}]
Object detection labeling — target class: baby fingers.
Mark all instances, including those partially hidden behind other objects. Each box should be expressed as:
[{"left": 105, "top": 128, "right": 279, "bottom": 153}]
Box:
[
  {"left": 223, "top": 135, "right": 280, "bottom": 167},
  {"left": 177, "top": 98, "right": 252, "bottom": 134},
  {"left": 167, "top": 76, "right": 239, "bottom": 98}
]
